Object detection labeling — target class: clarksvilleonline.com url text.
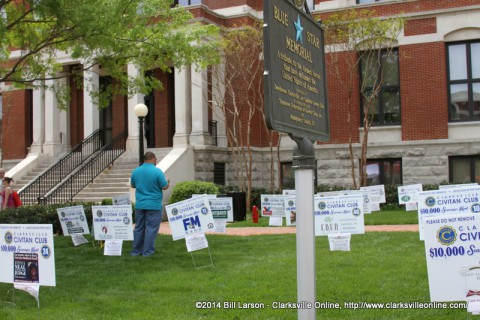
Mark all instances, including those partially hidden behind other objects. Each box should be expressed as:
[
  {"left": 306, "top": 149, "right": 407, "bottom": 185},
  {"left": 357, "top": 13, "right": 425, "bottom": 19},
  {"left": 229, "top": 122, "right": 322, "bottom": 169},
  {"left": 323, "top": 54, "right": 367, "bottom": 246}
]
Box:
[{"left": 195, "top": 301, "right": 468, "bottom": 310}]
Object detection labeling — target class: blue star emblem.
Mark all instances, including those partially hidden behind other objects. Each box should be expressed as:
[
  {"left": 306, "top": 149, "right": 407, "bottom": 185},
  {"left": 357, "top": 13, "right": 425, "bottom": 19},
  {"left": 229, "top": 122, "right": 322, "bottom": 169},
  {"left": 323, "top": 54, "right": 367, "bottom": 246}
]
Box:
[{"left": 293, "top": 15, "right": 304, "bottom": 44}]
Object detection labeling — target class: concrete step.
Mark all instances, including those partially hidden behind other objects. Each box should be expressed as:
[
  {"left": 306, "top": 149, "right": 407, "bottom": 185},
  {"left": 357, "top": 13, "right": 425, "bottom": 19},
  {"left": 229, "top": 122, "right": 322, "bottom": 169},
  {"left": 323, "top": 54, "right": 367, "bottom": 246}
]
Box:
[
  {"left": 80, "top": 186, "right": 130, "bottom": 193},
  {"left": 73, "top": 160, "right": 137, "bottom": 203}
]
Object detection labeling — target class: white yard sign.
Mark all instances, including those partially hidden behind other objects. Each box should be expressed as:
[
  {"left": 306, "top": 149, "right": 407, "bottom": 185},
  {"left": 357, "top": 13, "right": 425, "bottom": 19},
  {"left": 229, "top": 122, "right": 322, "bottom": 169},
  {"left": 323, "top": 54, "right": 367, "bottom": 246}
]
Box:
[
  {"left": 261, "top": 194, "right": 285, "bottom": 217},
  {"left": 360, "top": 185, "right": 386, "bottom": 204},
  {"left": 314, "top": 194, "right": 365, "bottom": 236},
  {"left": 398, "top": 184, "right": 423, "bottom": 204},
  {"left": 113, "top": 193, "right": 132, "bottom": 205},
  {"left": 165, "top": 195, "right": 215, "bottom": 241},
  {"left": 57, "top": 205, "right": 90, "bottom": 236},
  {"left": 417, "top": 187, "right": 480, "bottom": 240},
  {"left": 423, "top": 213, "right": 480, "bottom": 302},
  {"left": 284, "top": 196, "right": 297, "bottom": 226},
  {"left": 92, "top": 205, "right": 133, "bottom": 241},
  {"left": 0, "top": 224, "right": 56, "bottom": 286},
  {"left": 208, "top": 197, "right": 234, "bottom": 222},
  {"left": 342, "top": 189, "right": 372, "bottom": 214},
  {"left": 439, "top": 183, "right": 478, "bottom": 190}
]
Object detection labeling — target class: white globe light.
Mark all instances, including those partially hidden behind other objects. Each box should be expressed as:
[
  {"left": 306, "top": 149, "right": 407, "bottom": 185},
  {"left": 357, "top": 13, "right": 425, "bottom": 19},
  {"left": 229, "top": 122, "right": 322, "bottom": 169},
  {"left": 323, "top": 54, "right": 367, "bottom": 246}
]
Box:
[{"left": 134, "top": 103, "right": 148, "bottom": 117}]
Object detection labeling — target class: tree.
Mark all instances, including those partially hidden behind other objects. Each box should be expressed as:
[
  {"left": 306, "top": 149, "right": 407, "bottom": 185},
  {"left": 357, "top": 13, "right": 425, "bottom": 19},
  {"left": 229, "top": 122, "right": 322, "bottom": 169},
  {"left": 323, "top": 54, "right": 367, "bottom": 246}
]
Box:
[
  {"left": 0, "top": 0, "right": 220, "bottom": 106},
  {"left": 323, "top": 9, "right": 404, "bottom": 188},
  {"left": 209, "top": 23, "right": 278, "bottom": 209}
]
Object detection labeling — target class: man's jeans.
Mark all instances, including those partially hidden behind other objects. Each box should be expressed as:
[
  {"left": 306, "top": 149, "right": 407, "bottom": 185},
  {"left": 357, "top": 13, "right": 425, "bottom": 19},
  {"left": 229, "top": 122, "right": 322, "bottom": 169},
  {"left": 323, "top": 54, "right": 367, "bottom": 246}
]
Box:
[{"left": 131, "top": 209, "right": 162, "bottom": 256}]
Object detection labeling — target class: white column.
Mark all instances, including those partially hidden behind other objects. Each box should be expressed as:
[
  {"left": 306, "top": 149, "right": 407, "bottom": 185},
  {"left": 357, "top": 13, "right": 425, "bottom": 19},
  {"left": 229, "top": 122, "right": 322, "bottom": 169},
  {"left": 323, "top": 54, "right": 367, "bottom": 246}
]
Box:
[
  {"left": 29, "top": 85, "right": 45, "bottom": 154},
  {"left": 126, "top": 63, "right": 146, "bottom": 159},
  {"left": 190, "top": 65, "right": 210, "bottom": 146},
  {"left": 43, "top": 79, "right": 62, "bottom": 156},
  {"left": 173, "top": 66, "right": 192, "bottom": 146},
  {"left": 83, "top": 65, "right": 100, "bottom": 137}
]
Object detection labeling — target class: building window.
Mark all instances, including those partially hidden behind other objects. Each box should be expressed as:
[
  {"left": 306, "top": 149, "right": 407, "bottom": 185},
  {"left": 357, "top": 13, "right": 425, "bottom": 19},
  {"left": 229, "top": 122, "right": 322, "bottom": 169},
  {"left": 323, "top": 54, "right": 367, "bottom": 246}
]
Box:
[
  {"left": 449, "top": 156, "right": 480, "bottom": 183},
  {"left": 281, "top": 161, "right": 317, "bottom": 190},
  {"left": 176, "top": 0, "right": 201, "bottom": 6},
  {"left": 360, "top": 49, "right": 400, "bottom": 126},
  {"left": 365, "top": 158, "right": 402, "bottom": 186},
  {"left": 281, "top": 162, "right": 295, "bottom": 190},
  {"left": 447, "top": 41, "right": 480, "bottom": 122},
  {"left": 213, "top": 162, "right": 225, "bottom": 185}
]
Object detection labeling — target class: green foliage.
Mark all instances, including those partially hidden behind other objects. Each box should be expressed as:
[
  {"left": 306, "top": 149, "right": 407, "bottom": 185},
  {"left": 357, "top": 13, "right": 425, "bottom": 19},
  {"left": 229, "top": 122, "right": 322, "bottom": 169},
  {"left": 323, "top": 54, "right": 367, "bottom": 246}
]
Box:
[
  {"left": 0, "top": 0, "right": 220, "bottom": 108},
  {"left": 101, "top": 198, "right": 113, "bottom": 205},
  {"left": 169, "top": 180, "right": 220, "bottom": 204},
  {"left": 323, "top": 9, "right": 405, "bottom": 50}
]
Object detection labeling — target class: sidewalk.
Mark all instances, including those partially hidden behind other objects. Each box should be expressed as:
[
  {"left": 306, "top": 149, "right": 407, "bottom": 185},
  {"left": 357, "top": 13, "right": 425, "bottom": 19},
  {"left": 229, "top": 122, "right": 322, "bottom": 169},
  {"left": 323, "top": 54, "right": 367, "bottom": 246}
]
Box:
[{"left": 159, "top": 223, "right": 419, "bottom": 236}]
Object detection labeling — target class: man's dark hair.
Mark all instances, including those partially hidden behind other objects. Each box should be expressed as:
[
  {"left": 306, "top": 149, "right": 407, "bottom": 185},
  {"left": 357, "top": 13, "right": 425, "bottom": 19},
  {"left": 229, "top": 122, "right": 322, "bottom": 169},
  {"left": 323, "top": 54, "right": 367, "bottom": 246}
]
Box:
[{"left": 144, "top": 151, "right": 156, "bottom": 161}]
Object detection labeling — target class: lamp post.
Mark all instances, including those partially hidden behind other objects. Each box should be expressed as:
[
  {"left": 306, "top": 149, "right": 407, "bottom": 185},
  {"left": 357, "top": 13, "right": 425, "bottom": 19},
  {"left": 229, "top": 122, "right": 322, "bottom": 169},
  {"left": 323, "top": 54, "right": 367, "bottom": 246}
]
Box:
[{"left": 134, "top": 103, "right": 148, "bottom": 166}]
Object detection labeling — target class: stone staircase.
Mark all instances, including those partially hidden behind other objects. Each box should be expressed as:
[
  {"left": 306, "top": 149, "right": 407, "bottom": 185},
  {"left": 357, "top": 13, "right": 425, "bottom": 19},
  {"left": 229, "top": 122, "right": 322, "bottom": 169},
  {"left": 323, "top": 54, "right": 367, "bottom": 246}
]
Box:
[
  {"left": 14, "top": 162, "right": 53, "bottom": 192},
  {"left": 72, "top": 148, "right": 172, "bottom": 203},
  {"left": 73, "top": 161, "right": 137, "bottom": 203}
]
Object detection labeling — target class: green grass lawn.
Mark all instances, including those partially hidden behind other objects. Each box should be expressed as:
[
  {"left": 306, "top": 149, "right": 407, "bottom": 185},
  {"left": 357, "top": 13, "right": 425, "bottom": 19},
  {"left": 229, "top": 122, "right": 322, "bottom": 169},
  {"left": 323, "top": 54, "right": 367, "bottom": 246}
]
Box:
[
  {"left": 0, "top": 231, "right": 469, "bottom": 320},
  {"left": 231, "top": 208, "right": 418, "bottom": 227}
]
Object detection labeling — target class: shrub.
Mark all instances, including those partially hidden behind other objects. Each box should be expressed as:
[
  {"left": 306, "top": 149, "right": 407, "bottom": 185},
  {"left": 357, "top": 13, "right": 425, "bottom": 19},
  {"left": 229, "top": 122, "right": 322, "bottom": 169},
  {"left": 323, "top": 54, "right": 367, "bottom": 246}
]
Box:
[
  {"left": 169, "top": 181, "right": 220, "bottom": 204},
  {"left": 0, "top": 202, "right": 95, "bottom": 235},
  {"left": 101, "top": 198, "right": 113, "bottom": 205}
]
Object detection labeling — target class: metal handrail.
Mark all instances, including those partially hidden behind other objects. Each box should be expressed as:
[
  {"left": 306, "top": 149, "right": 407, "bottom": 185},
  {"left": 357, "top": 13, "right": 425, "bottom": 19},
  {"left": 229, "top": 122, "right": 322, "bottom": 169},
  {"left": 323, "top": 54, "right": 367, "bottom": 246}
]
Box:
[
  {"left": 40, "top": 130, "right": 128, "bottom": 204},
  {"left": 18, "top": 129, "right": 105, "bottom": 205}
]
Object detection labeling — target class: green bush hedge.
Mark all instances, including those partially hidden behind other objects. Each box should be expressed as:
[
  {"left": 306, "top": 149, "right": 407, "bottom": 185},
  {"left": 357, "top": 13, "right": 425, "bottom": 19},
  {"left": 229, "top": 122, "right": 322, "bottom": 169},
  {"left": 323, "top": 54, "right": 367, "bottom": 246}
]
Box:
[{"left": 169, "top": 181, "right": 220, "bottom": 204}]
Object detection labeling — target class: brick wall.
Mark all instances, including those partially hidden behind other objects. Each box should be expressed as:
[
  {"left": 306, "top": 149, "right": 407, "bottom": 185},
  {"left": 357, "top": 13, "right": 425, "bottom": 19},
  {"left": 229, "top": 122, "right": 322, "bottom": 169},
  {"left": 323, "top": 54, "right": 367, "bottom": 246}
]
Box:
[
  {"left": 111, "top": 78, "right": 127, "bottom": 137},
  {"left": 153, "top": 69, "right": 174, "bottom": 147},
  {"left": 405, "top": 17, "right": 437, "bottom": 36},
  {"left": 2, "top": 90, "right": 31, "bottom": 159},
  {"left": 69, "top": 65, "right": 84, "bottom": 146},
  {"left": 324, "top": 51, "right": 361, "bottom": 144},
  {"left": 400, "top": 41, "right": 448, "bottom": 140}
]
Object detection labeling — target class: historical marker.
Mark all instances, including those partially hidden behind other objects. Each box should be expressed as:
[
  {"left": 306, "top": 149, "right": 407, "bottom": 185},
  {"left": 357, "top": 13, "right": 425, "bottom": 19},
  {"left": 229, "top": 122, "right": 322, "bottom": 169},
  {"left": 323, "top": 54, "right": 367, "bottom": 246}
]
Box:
[{"left": 264, "top": 0, "right": 329, "bottom": 142}]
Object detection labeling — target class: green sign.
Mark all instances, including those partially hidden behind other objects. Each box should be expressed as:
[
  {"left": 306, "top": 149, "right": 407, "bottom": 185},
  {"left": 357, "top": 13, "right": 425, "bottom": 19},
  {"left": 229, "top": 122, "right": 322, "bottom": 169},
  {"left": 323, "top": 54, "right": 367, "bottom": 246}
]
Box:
[
  {"left": 212, "top": 210, "right": 228, "bottom": 219},
  {"left": 263, "top": 0, "right": 329, "bottom": 141}
]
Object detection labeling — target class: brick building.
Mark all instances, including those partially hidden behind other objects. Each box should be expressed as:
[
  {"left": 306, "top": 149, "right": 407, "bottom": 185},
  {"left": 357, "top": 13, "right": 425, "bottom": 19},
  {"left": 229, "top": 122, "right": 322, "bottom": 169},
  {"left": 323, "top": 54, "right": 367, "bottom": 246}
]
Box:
[{"left": 2, "top": 0, "right": 480, "bottom": 193}]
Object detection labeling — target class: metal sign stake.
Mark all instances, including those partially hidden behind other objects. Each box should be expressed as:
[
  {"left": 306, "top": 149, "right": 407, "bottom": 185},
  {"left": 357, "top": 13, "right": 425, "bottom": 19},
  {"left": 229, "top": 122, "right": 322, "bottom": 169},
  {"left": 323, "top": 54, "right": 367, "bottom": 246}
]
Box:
[{"left": 292, "top": 136, "right": 316, "bottom": 320}]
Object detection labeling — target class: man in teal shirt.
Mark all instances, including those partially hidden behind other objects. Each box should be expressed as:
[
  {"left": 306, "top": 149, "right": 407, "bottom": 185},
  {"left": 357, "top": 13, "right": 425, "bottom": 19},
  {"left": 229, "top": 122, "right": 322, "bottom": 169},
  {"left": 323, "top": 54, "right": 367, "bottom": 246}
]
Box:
[{"left": 130, "top": 151, "right": 169, "bottom": 256}]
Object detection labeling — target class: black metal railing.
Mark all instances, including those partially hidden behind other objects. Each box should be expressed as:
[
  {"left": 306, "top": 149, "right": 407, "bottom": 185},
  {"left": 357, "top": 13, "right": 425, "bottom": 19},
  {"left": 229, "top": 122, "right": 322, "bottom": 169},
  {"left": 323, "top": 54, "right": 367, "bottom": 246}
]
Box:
[
  {"left": 19, "top": 129, "right": 105, "bottom": 205},
  {"left": 39, "top": 130, "right": 128, "bottom": 204}
]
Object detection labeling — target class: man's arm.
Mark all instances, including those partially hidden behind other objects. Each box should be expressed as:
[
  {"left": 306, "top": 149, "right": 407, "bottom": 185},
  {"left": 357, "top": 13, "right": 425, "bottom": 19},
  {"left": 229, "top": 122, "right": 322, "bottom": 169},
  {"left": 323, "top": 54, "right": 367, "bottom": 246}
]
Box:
[{"left": 163, "top": 178, "right": 170, "bottom": 190}]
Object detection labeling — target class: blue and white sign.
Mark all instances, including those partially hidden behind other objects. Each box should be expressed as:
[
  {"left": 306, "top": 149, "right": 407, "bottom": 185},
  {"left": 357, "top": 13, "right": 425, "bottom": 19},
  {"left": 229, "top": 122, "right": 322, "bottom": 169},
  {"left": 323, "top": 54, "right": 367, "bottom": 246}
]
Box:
[
  {"left": 398, "top": 184, "right": 423, "bottom": 204},
  {"left": 342, "top": 189, "right": 372, "bottom": 214},
  {"left": 439, "top": 183, "right": 478, "bottom": 190},
  {"left": 261, "top": 194, "right": 286, "bottom": 217},
  {"left": 92, "top": 205, "right": 133, "bottom": 241},
  {"left": 283, "top": 196, "right": 297, "bottom": 226},
  {"left": 57, "top": 205, "right": 90, "bottom": 236},
  {"left": 208, "top": 197, "right": 234, "bottom": 222},
  {"left": 423, "top": 213, "right": 480, "bottom": 302},
  {"left": 314, "top": 194, "right": 365, "bottom": 236},
  {"left": 0, "top": 224, "right": 56, "bottom": 286},
  {"left": 360, "top": 185, "right": 386, "bottom": 204},
  {"left": 165, "top": 195, "right": 215, "bottom": 241},
  {"left": 417, "top": 187, "right": 480, "bottom": 240},
  {"left": 113, "top": 193, "right": 132, "bottom": 205}
]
